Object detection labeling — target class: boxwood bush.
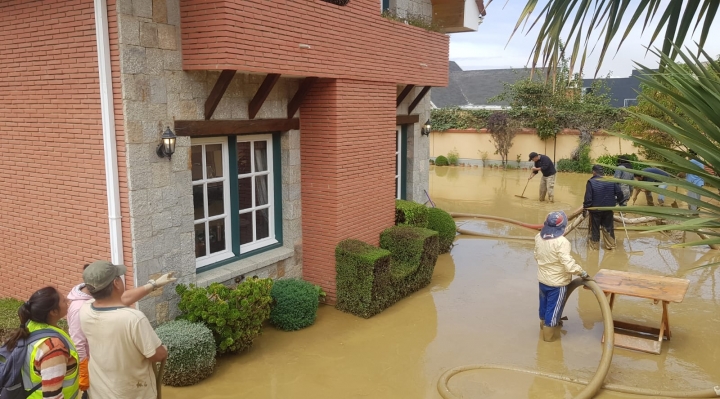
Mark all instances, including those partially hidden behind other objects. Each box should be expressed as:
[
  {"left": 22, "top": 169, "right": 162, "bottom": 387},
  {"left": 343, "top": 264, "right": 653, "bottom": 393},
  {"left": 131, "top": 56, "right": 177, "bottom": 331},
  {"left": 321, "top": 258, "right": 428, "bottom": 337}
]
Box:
[
  {"left": 395, "top": 199, "right": 428, "bottom": 227},
  {"left": 435, "top": 155, "right": 449, "bottom": 166},
  {"left": 176, "top": 277, "right": 273, "bottom": 354},
  {"left": 270, "top": 279, "right": 323, "bottom": 331},
  {"left": 335, "top": 225, "right": 439, "bottom": 318},
  {"left": 155, "top": 320, "right": 216, "bottom": 387},
  {"left": 427, "top": 207, "right": 456, "bottom": 253}
]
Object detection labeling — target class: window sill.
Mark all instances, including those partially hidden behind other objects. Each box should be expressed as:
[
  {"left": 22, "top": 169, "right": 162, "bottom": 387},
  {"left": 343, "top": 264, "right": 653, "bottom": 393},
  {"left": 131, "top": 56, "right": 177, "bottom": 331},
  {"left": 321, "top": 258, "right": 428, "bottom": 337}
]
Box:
[{"left": 195, "top": 246, "right": 294, "bottom": 287}]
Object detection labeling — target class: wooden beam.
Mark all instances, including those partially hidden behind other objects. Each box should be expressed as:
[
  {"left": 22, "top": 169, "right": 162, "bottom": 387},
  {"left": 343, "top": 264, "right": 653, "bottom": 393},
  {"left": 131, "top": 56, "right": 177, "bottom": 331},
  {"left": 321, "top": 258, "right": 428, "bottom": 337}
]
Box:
[
  {"left": 396, "top": 114, "right": 420, "bottom": 125},
  {"left": 175, "top": 118, "right": 300, "bottom": 137},
  {"left": 204, "top": 70, "right": 236, "bottom": 120},
  {"left": 249, "top": 73, "right": 281, "bottom": 119},
  {"left": 408, "top": 86, "right": 431, "bottom": 114},
  {"left": 287, "top": 77, "right": 319, "bottom": 118},
  {"left": 396, "top": 84, "right": 415, "bottom": 107}
]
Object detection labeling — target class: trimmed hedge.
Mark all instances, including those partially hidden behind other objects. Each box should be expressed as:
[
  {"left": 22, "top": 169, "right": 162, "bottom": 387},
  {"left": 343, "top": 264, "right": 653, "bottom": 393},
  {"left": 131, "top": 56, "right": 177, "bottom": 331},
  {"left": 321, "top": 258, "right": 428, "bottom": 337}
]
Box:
[
  {"left": 176, "top": 278, "right": 273, "bottom": 354},
  {"left": 336, "top": 225, "right": 439, "bottom": 318},
  {"left": 395, "top": 199, "right": 428, "bottom": 228},
  {"left": 435, "top": 155, "right": 449, "bottom": 166},
  {"left": 427, "top": 207, "right": 456, "bottom": 253},
  {"left": 270, "top": 279, "right": 321, "bottom": 331},
  {"left": 155, "top": 320, "right": 216, "bottom": 387}
]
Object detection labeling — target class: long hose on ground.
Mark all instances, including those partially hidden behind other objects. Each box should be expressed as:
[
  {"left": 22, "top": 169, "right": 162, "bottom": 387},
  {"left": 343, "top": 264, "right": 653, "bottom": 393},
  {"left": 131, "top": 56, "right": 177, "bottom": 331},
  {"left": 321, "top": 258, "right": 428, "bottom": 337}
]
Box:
[
  {"left": 456, "top": 214, "right": 587, "bottom": 241},
  {"left": 437, "top": 278, "right": 720, "bottom": 398}
]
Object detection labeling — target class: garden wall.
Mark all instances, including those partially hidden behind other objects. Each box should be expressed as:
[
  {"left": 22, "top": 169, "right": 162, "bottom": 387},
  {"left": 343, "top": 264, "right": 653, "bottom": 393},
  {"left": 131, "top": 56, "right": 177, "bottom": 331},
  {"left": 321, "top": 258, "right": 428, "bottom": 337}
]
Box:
[{"left": 430, "top": 128, "right": 638, "bottom": 163}]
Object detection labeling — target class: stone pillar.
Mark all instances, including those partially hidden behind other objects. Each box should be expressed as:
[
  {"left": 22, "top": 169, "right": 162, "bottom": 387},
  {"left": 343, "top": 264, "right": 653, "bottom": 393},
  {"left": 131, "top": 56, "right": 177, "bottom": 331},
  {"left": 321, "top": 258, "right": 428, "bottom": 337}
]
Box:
[{"left": 299, "top": 79, "right": 397, "bottom": 302}]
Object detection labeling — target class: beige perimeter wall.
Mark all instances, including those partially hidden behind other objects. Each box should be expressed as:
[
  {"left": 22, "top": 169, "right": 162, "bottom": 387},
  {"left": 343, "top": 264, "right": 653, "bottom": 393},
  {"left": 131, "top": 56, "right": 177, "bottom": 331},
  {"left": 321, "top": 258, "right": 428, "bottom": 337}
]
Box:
[{"left": 430, "top": 129, "right": 639, "bottom": 162}]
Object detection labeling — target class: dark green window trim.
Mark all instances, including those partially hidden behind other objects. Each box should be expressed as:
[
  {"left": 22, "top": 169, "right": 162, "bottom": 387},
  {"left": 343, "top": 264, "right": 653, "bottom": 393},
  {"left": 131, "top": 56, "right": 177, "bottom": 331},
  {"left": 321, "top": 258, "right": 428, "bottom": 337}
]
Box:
[
  {"left": 197, "top": 132, "right": 284, "bottom": 274},
  {"left": 400, "top": 125, "right": 407, "bottom": 200},
  {"left": 382, "top": 0, "right": 390, "bottom": 11}
]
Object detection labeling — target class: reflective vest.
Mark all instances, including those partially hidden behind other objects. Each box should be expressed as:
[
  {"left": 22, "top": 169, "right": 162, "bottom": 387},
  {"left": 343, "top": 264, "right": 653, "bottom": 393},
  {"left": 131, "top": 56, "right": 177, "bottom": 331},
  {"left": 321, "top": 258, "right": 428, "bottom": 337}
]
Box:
[{"left": 22, "top": 321, "right": 80, "bottom": 399}]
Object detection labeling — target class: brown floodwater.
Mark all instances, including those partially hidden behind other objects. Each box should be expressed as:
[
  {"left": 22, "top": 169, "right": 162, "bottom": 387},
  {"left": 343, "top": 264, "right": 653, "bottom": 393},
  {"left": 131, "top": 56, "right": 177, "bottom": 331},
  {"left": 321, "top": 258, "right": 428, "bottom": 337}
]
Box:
[{"left": 166, "top": 167, "right": 720, "bottom": 399}]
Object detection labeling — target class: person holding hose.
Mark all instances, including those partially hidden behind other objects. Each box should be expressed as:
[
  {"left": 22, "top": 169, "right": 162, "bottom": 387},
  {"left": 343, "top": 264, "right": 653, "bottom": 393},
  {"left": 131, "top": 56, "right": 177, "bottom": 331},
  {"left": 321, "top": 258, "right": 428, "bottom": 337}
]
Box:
[
  {"left": 528, "top": 152, "right": 557, "bottom": 202},
  {"left": 534, "top": 211, "right": 590, "bottom": 342}
]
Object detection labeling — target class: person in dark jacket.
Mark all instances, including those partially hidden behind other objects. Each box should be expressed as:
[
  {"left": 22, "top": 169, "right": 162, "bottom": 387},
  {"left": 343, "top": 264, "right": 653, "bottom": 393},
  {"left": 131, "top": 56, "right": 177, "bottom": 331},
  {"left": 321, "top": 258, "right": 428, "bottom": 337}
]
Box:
[
  {"left": 632, "top": 167, "right": 670, "bottom": 206},
  {"left": 584, "top": 165, "right": 623, "bottom": 250},
  {"left": 528, "top": 152, "right": 557, "bottom": 202},
  {"left": 613, "top": 157, "right": 635, "bottom": 206}
]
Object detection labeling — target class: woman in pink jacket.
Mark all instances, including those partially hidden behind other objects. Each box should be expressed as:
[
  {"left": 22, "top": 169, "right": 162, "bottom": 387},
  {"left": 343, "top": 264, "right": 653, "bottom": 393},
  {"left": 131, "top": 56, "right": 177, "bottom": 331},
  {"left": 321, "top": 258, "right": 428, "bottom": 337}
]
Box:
[{"left": 66, "top": 262, "right": 176, "bottom": 397}]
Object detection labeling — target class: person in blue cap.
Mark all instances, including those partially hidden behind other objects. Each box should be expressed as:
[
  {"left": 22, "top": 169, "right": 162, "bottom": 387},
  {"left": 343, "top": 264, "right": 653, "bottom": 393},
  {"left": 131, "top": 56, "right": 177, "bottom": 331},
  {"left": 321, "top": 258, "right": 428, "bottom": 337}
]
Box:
[{"left": 534, "top": 210, "right": 590, "bottom": 342}]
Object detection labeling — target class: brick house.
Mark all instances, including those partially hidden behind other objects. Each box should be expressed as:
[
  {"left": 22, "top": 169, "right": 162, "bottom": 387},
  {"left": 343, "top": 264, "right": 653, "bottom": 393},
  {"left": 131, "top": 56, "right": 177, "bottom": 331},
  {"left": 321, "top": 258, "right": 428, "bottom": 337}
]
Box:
[{"left": 0, "top": 0, "right": 479, "bottom": 323}]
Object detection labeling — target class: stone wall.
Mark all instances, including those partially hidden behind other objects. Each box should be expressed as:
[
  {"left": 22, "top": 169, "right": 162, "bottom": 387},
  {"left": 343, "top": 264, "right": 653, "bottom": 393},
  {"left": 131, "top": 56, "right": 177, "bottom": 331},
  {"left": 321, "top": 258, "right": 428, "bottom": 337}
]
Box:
[
  {"left": 116, "top": 0, "right": 301, "bottom": 324},
  {"left": 389, "top": 0, "right": 433, "bottom": 18},
  {"left": 397, "top": 87, "right": 432, "bottom": 203}
]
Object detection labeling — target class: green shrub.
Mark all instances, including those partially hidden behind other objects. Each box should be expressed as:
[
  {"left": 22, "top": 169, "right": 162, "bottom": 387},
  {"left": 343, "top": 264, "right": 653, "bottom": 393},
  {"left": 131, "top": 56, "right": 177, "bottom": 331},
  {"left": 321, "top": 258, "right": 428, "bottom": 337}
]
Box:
[
  {"left": 427, "top": 207, "right": 456, "bottom": 253},
  {"left": 335, "top": 225, "right": 439, "bottom": 318},
  {"left": 447, "top": 148, "right": 460, "bottom": 166},
  {"left": 270, "top": 279, "right": 322, "bottom": 331},
  {"left": 155, "top": 320, "right": 216, "bottom": 386},
  {"left": 556, "top": 158, "right": 576, "bottom": 173},
  {"left": 395, "top": 199, "right": 428, "bottom": 228},
  {"left": 435, "top": 155, "right": 449, "bottom": 166},
  {"left": 176, "top": 278, "right": 273, "bottom": 355}
]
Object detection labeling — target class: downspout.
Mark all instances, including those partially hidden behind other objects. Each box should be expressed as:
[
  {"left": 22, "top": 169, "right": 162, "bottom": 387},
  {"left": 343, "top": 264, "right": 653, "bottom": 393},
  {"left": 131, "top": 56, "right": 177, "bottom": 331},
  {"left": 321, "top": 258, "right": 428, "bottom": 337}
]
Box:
[{"left": 93, "top": 0, "right": 124, "bottom": 266}]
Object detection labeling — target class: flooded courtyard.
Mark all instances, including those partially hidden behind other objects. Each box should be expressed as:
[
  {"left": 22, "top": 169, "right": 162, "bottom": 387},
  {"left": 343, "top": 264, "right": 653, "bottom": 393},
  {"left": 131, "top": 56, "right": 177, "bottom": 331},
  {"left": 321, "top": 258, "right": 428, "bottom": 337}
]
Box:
[{"left": 166, "top": 167, "right": 720, "bottom": 399}]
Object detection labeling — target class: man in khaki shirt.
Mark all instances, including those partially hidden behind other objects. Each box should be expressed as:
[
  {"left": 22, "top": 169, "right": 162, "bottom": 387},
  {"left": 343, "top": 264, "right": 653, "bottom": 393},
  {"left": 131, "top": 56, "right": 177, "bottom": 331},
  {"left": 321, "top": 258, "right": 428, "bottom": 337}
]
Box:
[
  {"left": 534, "top": 212, "right": 590, "bottom": 342},
  {"left": 79, "top": 261, "right": 168, "bottom": 399}
]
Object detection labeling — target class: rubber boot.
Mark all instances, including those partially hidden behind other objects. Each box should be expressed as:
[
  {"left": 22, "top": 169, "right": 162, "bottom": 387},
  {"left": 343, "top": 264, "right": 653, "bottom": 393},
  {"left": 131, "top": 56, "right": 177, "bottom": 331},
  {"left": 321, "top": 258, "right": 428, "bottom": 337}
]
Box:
[{"left": 542, "top": 325, "right": 561, "bottom": 342}]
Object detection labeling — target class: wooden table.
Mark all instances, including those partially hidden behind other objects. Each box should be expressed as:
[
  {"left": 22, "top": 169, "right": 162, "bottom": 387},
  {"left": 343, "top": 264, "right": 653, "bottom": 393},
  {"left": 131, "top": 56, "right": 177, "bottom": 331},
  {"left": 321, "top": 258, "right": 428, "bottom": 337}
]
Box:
[{"left": 593, "top": 269, "right": 690, "bottom": 355}]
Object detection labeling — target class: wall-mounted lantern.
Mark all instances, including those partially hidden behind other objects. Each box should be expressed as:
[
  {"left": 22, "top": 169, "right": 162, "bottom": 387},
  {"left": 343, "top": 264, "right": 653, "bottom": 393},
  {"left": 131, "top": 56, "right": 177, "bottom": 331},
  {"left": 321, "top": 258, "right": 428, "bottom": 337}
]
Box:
[
  {"left": 156, "top": 127, "right": 177, "bottom": 160},
  {"left": 421, "top": 119, "right": 432, "bottom": 136}
]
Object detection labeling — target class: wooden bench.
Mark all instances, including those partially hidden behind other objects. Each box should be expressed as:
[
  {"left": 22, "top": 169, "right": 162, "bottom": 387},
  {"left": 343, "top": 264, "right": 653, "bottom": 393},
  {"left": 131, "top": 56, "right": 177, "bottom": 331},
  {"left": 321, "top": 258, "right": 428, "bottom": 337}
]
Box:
[{"left": 593, "top": 269, "right": 690, "bottom": 355}]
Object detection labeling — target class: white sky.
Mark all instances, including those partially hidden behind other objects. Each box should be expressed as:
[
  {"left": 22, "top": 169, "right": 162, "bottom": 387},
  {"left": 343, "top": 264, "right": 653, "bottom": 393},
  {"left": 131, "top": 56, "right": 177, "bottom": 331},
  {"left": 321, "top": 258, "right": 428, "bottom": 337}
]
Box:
[{"left": 449, "top": 1, "right": 720, "bottom": 78}]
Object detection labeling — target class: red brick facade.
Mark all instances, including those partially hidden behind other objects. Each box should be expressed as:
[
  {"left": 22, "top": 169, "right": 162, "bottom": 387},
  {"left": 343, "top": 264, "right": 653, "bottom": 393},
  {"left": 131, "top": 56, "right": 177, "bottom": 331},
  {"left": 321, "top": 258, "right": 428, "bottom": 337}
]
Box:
[
  {"left": 180, "top": 0, "right": 449, "bottom": 86},
  {"left": 0, "top": 0, "right": 132, "bottom": 298},
  {"left": 300, "top": 79, "right": 397, "bottom": 299}
]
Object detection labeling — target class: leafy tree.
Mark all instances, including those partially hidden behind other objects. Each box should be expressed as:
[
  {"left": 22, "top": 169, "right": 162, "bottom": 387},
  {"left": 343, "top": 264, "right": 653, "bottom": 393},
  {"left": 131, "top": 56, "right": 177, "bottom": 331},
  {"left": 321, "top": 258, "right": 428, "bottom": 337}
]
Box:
[{"left": 486, "top": 112, "right": 516, "bottom": 167}]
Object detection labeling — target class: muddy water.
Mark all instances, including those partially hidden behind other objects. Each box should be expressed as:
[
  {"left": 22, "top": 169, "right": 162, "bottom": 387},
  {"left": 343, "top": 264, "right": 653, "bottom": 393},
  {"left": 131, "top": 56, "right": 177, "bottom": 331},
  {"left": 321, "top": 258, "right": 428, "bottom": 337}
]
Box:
[{"left": 166, "top": 167, "right": 720, "bottom": 399}]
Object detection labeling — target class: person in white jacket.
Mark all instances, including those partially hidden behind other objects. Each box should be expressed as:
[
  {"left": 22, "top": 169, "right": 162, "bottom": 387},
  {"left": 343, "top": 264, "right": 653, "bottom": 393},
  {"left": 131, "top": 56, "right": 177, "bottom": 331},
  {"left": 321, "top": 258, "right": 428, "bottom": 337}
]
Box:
[
  {"left": 534, "top": 211, "right": 590, "bottom": 342},
  {"left": 67, "top": 263, "right": 176, "bottom": 397}
]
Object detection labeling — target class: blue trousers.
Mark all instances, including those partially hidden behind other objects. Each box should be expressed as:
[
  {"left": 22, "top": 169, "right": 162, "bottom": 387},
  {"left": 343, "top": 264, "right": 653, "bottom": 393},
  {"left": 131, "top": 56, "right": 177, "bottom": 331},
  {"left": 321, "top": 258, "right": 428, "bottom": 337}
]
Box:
[{"left": 539, "top": 283, "right": 567, "bottom": 327}]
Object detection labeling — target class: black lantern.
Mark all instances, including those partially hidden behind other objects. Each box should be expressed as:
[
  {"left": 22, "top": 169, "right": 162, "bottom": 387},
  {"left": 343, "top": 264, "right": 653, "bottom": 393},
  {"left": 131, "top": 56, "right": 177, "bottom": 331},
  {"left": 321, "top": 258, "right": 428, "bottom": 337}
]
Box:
[
  {"left": 156, "top": 127, "right": 177, "bottom": 160},
  {"left": 421, "top": 119, "right": 432, "bottom": 136}
]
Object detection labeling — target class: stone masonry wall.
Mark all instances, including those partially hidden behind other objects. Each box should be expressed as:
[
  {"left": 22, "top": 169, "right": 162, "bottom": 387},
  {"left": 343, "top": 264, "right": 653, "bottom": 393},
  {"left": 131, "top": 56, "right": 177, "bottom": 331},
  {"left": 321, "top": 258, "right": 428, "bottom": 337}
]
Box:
[
  {"left": 115, "top": 0, "right": 301, "bottom": 324},
  {"left": 389, "top": 0, "right": 433, "bottom": 18}
]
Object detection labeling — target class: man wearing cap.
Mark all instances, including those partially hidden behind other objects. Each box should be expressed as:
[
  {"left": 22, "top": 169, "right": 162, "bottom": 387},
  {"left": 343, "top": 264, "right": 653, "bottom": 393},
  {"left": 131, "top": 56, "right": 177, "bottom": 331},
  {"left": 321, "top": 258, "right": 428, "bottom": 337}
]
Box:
[
  {"left": 528, "top": 152, "right": 557, "bottom": 202},
  {"left": 79, "top": 261, "right": 168, "bottom": 399},
  {"left": 584, "top": 165, "right": 624, "bottom": 250},
  {"left": 535, "top": 211, "right": 590, "bottom": 342}
]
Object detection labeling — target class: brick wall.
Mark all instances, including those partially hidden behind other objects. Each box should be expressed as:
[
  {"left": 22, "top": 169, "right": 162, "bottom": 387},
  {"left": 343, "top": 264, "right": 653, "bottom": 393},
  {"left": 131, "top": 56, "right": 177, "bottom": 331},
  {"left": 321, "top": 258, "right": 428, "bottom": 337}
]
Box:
[
  {"left": 180, "top": 0, "right": 449, "bottom": 86},
  {"left": 0, "top": 0, "right": 128, "bottom": 297},
  {"left": 300, "top": 79, "right": 397, "bottom": 301}
]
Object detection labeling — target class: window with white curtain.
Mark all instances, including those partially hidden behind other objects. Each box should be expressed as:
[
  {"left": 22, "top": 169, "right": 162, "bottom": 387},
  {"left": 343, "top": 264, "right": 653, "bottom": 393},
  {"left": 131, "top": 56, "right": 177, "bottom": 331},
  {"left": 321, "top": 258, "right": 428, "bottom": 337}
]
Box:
[{"left": 191, "top": 134, "right": 279, "bottom": 269}]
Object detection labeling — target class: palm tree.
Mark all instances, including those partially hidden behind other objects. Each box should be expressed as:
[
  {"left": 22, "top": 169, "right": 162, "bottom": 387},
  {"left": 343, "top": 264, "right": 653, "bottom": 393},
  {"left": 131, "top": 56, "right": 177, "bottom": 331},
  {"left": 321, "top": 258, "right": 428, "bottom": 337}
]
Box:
[
  {"left": 515, "top": 1, "right": 720, "bottom": 248},
  {"left": 515, "top": 1, "right": 718, "bottom": 77}
]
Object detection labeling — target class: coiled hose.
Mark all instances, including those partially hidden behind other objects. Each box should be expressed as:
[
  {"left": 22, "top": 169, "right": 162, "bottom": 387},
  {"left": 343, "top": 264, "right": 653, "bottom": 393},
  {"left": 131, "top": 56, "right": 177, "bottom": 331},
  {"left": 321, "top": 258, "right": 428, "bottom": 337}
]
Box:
[{"left": 437, "top": 278, "right": 720, "bottom": 399}]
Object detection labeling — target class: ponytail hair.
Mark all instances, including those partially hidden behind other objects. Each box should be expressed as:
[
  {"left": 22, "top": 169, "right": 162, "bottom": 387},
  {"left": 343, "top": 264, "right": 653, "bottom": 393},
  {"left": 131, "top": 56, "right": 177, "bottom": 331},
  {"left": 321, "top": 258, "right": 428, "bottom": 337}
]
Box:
[{"left": 3, "top": 287, "right": 61, "bottom": 350}]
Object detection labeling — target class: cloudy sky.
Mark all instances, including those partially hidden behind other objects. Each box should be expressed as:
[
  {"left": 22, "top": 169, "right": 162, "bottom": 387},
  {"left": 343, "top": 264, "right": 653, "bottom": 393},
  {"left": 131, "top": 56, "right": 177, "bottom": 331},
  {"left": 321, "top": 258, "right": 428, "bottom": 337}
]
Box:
[{"left": 449, "top": 2, "right": 720, "bottom": 78}]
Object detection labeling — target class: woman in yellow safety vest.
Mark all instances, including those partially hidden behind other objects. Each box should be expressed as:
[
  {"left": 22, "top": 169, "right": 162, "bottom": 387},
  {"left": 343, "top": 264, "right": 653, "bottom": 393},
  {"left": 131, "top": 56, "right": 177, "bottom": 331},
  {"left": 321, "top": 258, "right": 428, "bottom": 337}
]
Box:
[{"left": 3, "top": 287, "right": 80, "bottom": 399}]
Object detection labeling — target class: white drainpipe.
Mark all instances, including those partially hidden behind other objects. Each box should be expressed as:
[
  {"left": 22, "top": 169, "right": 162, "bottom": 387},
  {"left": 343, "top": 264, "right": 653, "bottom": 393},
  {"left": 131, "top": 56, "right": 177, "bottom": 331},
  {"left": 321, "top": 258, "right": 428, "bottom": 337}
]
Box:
[{"left": 93, "top": 0, "right": 124, "bottom": 266}]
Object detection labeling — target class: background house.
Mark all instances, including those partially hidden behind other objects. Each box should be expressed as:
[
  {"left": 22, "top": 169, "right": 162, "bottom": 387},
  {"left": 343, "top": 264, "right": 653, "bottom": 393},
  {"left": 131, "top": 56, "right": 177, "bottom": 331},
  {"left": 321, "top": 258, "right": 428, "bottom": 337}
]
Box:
[{"left": 432, "top": 62, "right": 643, "bottom": 109}]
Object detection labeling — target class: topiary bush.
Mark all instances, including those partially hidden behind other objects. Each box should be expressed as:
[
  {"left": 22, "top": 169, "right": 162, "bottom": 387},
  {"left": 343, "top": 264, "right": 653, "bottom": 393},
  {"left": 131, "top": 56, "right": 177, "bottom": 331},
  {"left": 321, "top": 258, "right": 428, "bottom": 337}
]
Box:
[
  {"left": 435, "top": 155, "right": 449, "bottom": 166},
  {"left": 270, "top": 279, "right": 323, "bottom": 331},
  {"left": 395, "top": 199, "right": 428, "bottom": 228},
  {"left": 427, "top": 207, "right": 456, "bottom": 253},
  {"left": 335, "top": 225, "right": 439, "bottom": 318},
  {"left": 176, "top": 277, "right": 273, "bottom": 355},
  {"left": 154, "top": 320, "right": 216, "bottom": 387}
]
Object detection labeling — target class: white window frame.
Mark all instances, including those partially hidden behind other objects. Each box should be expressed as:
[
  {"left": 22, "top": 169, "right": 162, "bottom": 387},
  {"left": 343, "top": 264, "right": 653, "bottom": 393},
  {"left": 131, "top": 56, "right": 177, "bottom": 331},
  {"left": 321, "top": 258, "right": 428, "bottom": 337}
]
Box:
[
  {"left": 395, "top": 126, "right": 402, "bottom": 199},
  {"left": 623, "top": 98, "right": 638, "bottom": 107},
  {"left": 237, "top": 134, "right": 278, "bottom": 254},
  {"left": 192, "top": 137, "right": 234, "bottom": 268}
]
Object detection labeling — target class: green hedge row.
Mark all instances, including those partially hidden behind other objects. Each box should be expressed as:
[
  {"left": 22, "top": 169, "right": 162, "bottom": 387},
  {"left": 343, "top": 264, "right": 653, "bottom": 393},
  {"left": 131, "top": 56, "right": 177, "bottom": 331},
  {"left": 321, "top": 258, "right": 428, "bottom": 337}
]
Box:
[{"left": 335, "top": 225, "right": 439, "bottom": 318}]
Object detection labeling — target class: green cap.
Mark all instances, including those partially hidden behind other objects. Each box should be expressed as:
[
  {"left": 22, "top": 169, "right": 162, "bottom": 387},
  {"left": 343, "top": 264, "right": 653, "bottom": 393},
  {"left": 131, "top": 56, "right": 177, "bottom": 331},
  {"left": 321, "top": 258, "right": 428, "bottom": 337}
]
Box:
[{"left": 83, "top": 260, "right": 126, "bottom": 293}]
